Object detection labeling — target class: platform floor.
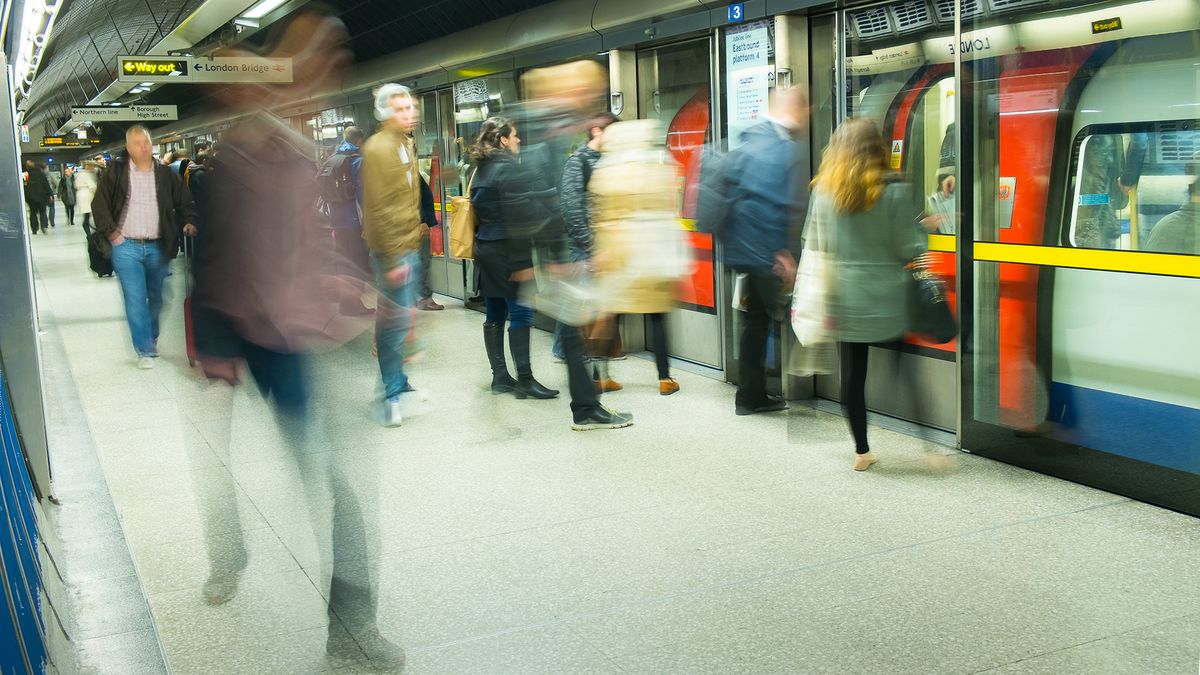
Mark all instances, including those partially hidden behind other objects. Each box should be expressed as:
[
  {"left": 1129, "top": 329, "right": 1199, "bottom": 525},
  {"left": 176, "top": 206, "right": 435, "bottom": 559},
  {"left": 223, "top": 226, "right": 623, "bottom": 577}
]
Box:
[{"left": 29, "top": 218, "right": 1200, "bottom": 674}]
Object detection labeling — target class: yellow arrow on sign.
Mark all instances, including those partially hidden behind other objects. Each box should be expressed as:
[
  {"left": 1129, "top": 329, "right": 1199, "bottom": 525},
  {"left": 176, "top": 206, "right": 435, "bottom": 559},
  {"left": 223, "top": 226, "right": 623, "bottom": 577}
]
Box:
[{"left": 124, "top": 62, "right": 135, "bottom": 72}]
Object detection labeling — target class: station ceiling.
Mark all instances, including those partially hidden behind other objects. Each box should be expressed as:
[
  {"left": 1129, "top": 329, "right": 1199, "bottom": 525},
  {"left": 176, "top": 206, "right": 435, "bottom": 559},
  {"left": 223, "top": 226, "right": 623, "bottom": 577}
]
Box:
[{"left": 21, "top": 0, "right": 560, "bottom": 136}]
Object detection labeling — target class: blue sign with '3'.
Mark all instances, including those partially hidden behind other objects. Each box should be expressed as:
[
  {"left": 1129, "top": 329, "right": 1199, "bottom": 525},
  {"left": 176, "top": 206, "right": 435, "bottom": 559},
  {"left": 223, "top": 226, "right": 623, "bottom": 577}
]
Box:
[{"left": 728, "top": 3, "right": 745, "bottom": 22}]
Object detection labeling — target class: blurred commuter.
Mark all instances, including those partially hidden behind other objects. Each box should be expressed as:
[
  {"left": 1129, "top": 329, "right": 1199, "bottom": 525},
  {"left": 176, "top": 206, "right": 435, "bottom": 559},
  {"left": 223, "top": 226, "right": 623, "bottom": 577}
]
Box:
[
  {"left": 417, "top": 172, "right": 444, "bottom": 310},
  {"left": 46, "top": 166, "right": 57, "bottom": 227},
  {"left": 590, "top": 119, "right": 688, "bottom": 395},
  {"left": 810, "top": 118, "right": 925, "bottom": 471},
  {"left": 1146, "top": 178, "right": 1200, "bottom": 254},
  {"left": 322, "top": 126, "right": 369, "bottom": 280},
  {"left": 716, "top": 87, "right": 809, "bottom": 415},
  {"left": 553, "top": 111, "right": 617, "bottom": 363},
  {"left": 191, "top": 9, "right": 400, "bottom": 668},
  {"left": 469, "top": 116, "right": 558, "bottom": 399},
  {"left": 503, "top": 61, "right": 633, "bottom": 430},
  {"left": 361, "top": 84, "right": 428, "bottom": 426},
  {"left": 92, "top": 125, "right": 195, "bottom": 368},
  {"left": 57, "top": 166, "right": 76, "bottom": 226},
  {"left": 75, "top": 161, "right": 99, "bottom": 235},
  {"left": 24, "top": 161, "right": 53, "bottom": 235}
]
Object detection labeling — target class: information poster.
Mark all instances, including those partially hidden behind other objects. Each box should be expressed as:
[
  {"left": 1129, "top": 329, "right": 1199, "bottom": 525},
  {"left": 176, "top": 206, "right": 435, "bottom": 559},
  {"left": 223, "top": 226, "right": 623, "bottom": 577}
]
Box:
[{"left": 725, "top": 20, "right": 771, "bottom": 150}]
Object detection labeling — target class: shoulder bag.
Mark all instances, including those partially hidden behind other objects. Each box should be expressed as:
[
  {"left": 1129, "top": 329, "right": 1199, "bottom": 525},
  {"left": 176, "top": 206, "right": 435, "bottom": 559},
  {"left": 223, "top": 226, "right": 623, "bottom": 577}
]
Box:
[{"left": 449, "top": 170, "right": 476, "bottom": 259}]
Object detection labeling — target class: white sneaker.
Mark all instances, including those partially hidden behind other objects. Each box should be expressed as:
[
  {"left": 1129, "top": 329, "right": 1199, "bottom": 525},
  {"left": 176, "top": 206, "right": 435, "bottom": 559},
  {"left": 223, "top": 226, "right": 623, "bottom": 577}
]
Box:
[
  {"left": 137, "top": 357, "right": 155, "bottom": 370},
  {"left": 396, "top": 389, "right": 431, "bottom": 418},
  {"left": 382, "top": 397, "right": 403, "bottom": 427}
]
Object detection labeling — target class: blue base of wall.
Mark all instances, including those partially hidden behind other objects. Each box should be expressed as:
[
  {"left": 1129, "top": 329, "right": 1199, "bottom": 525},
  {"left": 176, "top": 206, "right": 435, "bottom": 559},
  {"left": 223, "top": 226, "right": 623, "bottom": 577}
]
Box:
[{"left": 1050, "top": 382, "right": 1200, "bottom": 475}]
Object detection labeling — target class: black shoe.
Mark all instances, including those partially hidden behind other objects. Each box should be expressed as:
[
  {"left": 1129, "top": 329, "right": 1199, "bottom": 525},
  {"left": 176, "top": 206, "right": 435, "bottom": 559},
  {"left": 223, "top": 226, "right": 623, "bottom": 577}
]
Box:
[
  {"left": 572, "top": 405, "right": 633, "bottom": 431},
  {"left": 508, "top": 326, "right": 559, "bottom": 399},
  {"left": 736, "top": 396, "right": 788, "bottom": 416},
  {"left": 515, "top": 377, "right": 559, "bottom": 399}
]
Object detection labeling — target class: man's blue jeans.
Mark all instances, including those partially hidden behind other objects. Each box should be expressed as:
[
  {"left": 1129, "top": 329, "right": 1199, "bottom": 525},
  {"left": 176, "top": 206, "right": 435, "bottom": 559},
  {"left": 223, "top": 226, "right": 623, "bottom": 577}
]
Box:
[
  {"left": 110, "top": 239, "right": 169, "bottom": 357},
  {"left": 371, "top": 251, "right": 420, "bottom": 400}
]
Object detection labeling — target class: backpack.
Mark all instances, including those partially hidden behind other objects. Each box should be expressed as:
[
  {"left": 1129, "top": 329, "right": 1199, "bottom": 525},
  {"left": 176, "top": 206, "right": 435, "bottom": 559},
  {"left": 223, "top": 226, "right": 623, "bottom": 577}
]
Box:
[
  {"left": 317, "top": 152, "right": 357, "bottom": 204},
  {"left": 693, "top": 145, "right": 730, "bottom": 236}
]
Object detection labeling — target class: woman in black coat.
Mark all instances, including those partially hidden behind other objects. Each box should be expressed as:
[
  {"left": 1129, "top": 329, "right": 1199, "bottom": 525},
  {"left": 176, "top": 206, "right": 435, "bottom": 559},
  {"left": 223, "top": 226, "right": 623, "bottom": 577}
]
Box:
[{"left": 469, "top": 117, "right": 558, "bottom": 399}]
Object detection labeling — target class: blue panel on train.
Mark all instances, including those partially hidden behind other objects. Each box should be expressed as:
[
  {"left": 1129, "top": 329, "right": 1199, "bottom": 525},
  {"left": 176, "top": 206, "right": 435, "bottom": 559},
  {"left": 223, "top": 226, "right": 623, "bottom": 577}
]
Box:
[
  {"left": 728, "top": 3, "right": 745, "bottom": 23},
  {"left": 1050, "top": 382, "right": 1200, "bottom": 474}
]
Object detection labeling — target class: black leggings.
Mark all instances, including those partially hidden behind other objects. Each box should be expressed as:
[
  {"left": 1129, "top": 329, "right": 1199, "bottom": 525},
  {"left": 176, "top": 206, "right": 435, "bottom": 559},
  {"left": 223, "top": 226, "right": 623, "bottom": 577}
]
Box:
[
  {"left": 648, "top": 313, "right": 670, "bottom": 380},
  {"left": 840, "top": 342, "right": 871, "bottom": 454}
]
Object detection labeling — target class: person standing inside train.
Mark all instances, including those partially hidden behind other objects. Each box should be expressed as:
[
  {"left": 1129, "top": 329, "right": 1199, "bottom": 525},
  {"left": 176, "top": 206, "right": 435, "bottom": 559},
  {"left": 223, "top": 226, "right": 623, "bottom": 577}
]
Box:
[
  {"left": 361, "top": 84, "right": 428, "bottom": 427},
  {"left": 469, "top": 116, "right": 559, "bottom": 400},
  {"left": 809, "top": 118, "right": 926, "bottom": 471},
  {"left": 92, "top": 125, "right": 196, "bottom": 369},
  {"left": 716, "top": 86, "right": 809, "bottom": 416}
]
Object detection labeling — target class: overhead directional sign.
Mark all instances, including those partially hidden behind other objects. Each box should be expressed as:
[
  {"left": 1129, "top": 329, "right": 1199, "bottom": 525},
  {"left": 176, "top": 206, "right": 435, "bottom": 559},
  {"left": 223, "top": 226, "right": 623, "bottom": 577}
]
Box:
[
  {"left": 119, "top": 58, "right": 188, "bottom": 80},
  {"left": 71, "top": 105, "right": 178, "bottom": 122},
  {"left": 117, "top": 56, "right": 293, "bottom": 84},
  {"left": 40, "top": 136, "right": 100, "bottom": 148}
]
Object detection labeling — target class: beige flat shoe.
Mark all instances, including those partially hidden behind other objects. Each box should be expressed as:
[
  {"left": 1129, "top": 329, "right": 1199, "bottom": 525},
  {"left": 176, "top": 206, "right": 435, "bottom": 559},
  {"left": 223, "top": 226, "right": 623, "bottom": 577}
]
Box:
[{"left": 853, "top": 452, "right": 877, "bottom": 471}]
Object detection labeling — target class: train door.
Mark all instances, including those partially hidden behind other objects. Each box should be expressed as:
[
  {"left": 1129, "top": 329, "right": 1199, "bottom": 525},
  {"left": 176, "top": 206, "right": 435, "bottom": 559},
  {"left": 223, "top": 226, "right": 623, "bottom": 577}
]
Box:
[
  {"left": 636, "top": 38, "right": 723, "bottom": 368},
  {"left": 808, "top": 5, "right": 960, "bottom": 432},
  {"left": 415, "top": 90, "right": 454, "bottom": 299}
]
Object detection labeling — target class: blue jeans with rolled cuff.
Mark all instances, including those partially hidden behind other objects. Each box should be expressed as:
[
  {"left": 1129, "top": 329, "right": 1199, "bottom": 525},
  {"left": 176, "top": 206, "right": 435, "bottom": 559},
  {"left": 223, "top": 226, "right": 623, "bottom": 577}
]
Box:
[
  {"left": 110, "top": 238, "right": 169, "bottom": 357},
  {"left": 371, "top": 250, "right": 421, "bottom": 400}
]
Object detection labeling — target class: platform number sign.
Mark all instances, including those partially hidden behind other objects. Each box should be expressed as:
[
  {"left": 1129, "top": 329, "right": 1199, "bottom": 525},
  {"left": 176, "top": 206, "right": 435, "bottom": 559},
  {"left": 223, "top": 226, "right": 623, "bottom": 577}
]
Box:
[{"left": 728, "top": 3, "right": 745, "bottom": 23}]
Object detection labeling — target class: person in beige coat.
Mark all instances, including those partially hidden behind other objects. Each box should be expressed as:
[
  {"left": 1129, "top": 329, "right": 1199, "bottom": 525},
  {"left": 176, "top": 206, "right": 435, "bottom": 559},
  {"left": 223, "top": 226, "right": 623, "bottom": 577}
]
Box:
[{"left": 589, "top": 119, "right": 692, "bottom": 395}]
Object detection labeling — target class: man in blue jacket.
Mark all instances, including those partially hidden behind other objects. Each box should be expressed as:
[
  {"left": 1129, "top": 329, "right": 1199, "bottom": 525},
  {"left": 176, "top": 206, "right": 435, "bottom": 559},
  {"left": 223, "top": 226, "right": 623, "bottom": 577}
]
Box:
[
  {"left": 326, "top": 126, "right": 367, "bottom": 279},
  {"left": 717, "top": 87, "right": 809, "bottom": 415}
]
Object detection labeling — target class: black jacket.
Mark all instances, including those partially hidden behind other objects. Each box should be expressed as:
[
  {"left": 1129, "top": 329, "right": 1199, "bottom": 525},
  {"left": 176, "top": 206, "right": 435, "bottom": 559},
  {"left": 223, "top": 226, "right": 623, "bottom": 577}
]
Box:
[
  {"left": 560, "top": 144, "right": 600, "bottom": 258},
  {"left": 470, "top": 152, "right": 558, "bottom": 270},
  {"left": 92, "top": 157, "right": 196, "bottom": 260},
  {"left": 24, "top": 170, "right": 53, "bottom": 204},
  {"left": 419, "top": 174, "right": 436, "bottom": 228}
]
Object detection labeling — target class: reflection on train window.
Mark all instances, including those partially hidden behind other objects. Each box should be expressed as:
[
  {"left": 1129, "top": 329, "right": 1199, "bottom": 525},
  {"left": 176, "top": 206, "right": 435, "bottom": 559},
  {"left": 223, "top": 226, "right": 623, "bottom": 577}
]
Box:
[
  {"left": 453, "top": 75, "right": 516, "bottom": 196},
  {"left": 306, "top": 105, "right": 355, "bottom": 165},
  {"left": 1069, "top": 125, "right": 1200, "bottom": 255}
]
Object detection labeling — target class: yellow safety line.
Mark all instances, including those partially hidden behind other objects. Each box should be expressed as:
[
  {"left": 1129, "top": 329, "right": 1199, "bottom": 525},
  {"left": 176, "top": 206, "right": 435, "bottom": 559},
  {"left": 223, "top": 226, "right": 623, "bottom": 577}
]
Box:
[
  {"left": 973, "top": 242, "right": 1200, "bottom": 279},
  {"left": 928, "top": 234, "right": 955, "bottom": 253}
]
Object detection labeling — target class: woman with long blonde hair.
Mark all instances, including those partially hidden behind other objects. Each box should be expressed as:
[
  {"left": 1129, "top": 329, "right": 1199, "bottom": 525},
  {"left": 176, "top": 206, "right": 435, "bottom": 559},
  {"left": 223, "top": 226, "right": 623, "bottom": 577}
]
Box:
[{"left": 807, "top": 118, "right": 925, "bottom": 471}]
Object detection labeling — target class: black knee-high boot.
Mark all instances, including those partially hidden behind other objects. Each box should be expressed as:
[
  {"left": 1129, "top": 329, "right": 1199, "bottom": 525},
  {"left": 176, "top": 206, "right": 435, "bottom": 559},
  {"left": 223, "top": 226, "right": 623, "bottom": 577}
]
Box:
[
  {"left": 483, "top": 323, "right": 517, "bottom": 394},
  {"left": 508, "top": 327, "right": 559, "bottom": 399}
]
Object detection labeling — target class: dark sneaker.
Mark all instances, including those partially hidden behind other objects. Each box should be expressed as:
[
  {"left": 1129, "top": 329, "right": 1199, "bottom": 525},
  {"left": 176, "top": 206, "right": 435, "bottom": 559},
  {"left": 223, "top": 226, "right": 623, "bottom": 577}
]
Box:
[
  {"left": 572, "top": 405, "right": 633, "bottom": 431},
  {"left": 735, "top": 396, "right": 788, "bottom": 416}
]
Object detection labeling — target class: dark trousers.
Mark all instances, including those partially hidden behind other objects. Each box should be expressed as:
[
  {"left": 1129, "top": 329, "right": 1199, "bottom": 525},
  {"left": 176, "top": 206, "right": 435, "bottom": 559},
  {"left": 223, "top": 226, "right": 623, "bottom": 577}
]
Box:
[
  {"left": 27, "top": 202, "right": 49, "bottom": 233},
  {"left": 648, "top": 313, "right": 670, "bottom": 380},
  {"left": 419, "top": 228, "right": 433, "bottom": 300},
  {"left": 64, "top": 204, "right": 75, "bottom": 225},
  {"left": 48, "top": 201, "right": 56, "bottom": 226},
  {"left": 484, "top": 297, "right": 533, "bottom": 328},
  {"left": 81, "top": 214, "right": 93, "bottom": 236},
  {"left": 735, "top": 271, "right": 780, "bottom": 407},
  {"left": 561, "top": 322, "right": 600, "bottom": 419},
  {"left": 840, "top": 342, "right": 871, "bottom": 454}
]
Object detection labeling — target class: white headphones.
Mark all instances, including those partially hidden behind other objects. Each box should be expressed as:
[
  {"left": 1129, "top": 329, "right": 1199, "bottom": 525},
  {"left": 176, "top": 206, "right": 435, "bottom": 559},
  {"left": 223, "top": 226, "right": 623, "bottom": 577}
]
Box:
[{"left": 374, "top": 83, "right": 413, "bottom": 121}]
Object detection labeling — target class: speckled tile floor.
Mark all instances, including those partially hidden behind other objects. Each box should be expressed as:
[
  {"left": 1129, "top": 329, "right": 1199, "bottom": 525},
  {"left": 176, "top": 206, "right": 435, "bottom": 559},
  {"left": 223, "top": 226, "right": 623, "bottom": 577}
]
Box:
[{"left": 31, "top": 224, "right": 1200, "bottom": 674}]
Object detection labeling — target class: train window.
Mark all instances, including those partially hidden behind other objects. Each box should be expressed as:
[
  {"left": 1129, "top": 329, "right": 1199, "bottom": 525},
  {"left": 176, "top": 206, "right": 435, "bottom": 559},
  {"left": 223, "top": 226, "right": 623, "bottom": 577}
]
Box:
[{"left": 1068, "top": 124, "right": 1200, "bottom": 255}]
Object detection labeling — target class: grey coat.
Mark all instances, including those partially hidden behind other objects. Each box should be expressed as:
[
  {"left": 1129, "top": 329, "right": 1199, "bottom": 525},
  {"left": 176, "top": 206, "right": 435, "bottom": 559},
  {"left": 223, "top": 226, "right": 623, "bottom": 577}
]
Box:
[{"left": 806, "top": 182, "right": 925, "bottom": 343}]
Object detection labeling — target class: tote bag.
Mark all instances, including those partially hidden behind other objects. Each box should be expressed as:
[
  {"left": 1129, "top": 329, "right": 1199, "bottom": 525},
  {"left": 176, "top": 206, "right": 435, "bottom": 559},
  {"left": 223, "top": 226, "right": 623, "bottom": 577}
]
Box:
[
  {"left": 448, "top": 170, "right": 476, "bottom": 259},
  {"left": 790, "top": 206, "right": 833, "bottom": 347}
]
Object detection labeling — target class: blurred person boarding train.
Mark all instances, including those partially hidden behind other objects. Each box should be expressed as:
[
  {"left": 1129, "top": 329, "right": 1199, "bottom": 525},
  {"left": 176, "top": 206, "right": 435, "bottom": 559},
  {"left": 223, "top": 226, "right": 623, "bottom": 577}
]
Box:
[
  {"left": 705, "top": 86, "right": 810, "bottom": 416},
  {"left": 472, "top": 58, "right": 632, "bottom": 430},
  {"left": 92, "top": 125, "right": 196, "bottom": 369},
  {"left": 804, "top": 118, "right": 926, "bottom": 472},
  {"left": 587, "top": 118, "right": 688, "bottom": 396}
]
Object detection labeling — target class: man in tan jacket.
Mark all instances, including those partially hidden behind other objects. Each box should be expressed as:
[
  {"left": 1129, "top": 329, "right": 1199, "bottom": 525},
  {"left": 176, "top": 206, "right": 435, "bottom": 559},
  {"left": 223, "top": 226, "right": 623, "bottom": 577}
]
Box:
[{"left": 362, "top": 83, "right": 425, "bottom": 426}]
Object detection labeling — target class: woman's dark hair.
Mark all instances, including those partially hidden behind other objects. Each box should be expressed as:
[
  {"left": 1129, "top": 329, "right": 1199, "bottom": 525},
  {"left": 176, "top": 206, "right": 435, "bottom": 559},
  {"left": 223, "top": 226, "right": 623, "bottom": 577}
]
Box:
[{"left": 471, "top": 116, "right": 516, "bottom": 162}]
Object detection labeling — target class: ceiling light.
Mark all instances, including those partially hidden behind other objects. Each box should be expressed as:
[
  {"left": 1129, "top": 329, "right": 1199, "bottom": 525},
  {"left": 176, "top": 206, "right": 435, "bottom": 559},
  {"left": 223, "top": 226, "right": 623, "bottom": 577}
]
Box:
[
  {"left": 242, "top": 0, "right": 288, "bottom": 20},
  {"left": 139, "top": 82, "right": 154, "bottom": 87}
]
